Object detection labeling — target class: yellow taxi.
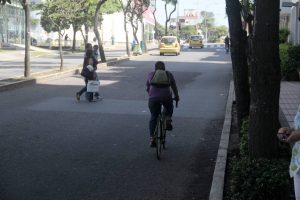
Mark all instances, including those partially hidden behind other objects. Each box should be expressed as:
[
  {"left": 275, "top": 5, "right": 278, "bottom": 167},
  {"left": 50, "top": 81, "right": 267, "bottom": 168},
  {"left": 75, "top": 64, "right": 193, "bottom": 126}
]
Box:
[
  {"left": 189, "top": 35, "right": 204, "bottom": 48},
  {"left": 159, "top": 36, "right": 180, "bottom": 56}
]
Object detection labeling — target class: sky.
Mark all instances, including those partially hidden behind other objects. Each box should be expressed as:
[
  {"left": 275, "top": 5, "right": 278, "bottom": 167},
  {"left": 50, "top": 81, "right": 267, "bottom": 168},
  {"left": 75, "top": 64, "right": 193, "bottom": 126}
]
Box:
[{"left": 155, "top": 0, "right": 228, "bottom": 27}]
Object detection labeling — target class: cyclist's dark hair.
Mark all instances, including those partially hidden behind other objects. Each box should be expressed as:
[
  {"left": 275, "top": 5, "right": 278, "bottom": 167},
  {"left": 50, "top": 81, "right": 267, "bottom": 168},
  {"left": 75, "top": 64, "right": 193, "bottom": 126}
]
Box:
[{"left": 155, "top": 61, "right": 165, "bottom": 70}]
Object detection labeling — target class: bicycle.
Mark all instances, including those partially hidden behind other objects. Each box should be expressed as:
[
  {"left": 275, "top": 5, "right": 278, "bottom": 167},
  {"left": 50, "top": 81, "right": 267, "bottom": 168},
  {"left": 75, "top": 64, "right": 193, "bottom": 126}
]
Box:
[{"left": 154, "top": 99, "right": 178, "bottom": 160}]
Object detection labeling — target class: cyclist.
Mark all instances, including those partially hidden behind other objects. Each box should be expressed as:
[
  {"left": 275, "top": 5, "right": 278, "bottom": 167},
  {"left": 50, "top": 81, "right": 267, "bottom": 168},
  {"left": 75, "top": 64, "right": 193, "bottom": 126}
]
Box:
[
  {"left": 146, "top": 61, "right": 180, "bottom": 147},
  {"left": 224, "top": 35, "right": 230, "bottom": 53}
]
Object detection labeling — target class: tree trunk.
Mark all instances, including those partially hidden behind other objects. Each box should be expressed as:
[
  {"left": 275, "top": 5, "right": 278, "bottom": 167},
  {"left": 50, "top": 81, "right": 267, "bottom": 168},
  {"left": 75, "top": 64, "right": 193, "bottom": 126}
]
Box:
[
  {"left": 164, "top": 2, "right": 176, "bottom": 36},
  {"left": 153, "top": 0, "right": 158, "bottom": 39},
  {"left": 72, "top": 27, "right": 77, "bottom": 52},
  {"left": 58, "top": 28, "right": 64, "bottom": 71},
  {"left": 84, "top": 24, "right": 89, "bottom": 45},
  {"left": 164, "top": 2, "right": 168, "bottom": 35},
  {"left": 248, "top": 0, "right": 281, "bottom": 158},
  {"left": 94, "top": 1, "right": 107, "bottom": 62},
  {"left": 131, "top": 19, "right": 139, "bottom": 44},
  {"left": 141, "top": 19, "right": 147, "bottom": 53},
  {"left": 226, "top": 0, "right": 250, "bottom": 131},
  {"left": 123, "top": 13, "right": 130, "bottom": 57},
  {"left": 24, "top": 0, "right": 31, "bottom": 78}
]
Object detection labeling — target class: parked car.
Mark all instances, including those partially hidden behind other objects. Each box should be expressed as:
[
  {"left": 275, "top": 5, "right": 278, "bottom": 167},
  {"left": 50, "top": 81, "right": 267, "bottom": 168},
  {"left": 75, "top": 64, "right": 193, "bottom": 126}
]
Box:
[
  {"left": 189, "top": 35, "right": 204, "bottom": 48},
  {"left": 159, "top": 36, "right": 180, "bottom": 56}
]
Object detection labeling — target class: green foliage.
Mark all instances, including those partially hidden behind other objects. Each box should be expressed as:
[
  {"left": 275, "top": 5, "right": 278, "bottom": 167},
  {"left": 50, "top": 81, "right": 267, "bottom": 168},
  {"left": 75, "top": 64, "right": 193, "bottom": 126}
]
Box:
[
  {"left": 279, "top": 43, "right": 290, "bottom": 78},
  {"left": 239, "top": 118, "right": 249, "bottom": 157},
  {"left": 229, "top": 157, "right": 290, "bottom": 200},
  {"left": 101, "top": 0, "right": 122, "bottom": 14},
  {"left": 180, "top": 26, "right": 197, "bottom": 39},
  {"left": 279, "top": 44, "right": 300, "bottom": 81},
  {"left": 199, "top": 11, "right": 215, "bottom": 29},
  {"left": 0, "top": 0, "right": 11, "bottom": 4},
  {"left": 227, "top": 118, "right": 290, "bottom": 200},
  {"left": 40, "top": 0, "right": 84, "bottom": 32},
  {"left": 279, "top": 29, "right": 290, "bottom": 44},
  {"left": 30, "top": 18, "right": 39, "bottom": 27}
]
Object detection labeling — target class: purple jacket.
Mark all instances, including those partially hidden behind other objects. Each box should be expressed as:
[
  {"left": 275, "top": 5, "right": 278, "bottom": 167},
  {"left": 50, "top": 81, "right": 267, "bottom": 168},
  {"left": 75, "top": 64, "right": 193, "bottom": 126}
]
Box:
[{"left": 146, "top": 71, "right": 178, "bottom": 99}]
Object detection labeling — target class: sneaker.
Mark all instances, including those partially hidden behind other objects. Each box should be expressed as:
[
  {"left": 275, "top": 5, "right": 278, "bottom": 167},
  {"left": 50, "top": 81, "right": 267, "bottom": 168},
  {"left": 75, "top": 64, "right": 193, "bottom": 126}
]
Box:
[
  {"left": 76, "top": 93, "right": 80, "bottom": 101},
  {"left": 165, "top": 119, "right": 173, "bottom": 131},
  {"left": 150, "top": 138, "right": 157, "bottom": 147}
]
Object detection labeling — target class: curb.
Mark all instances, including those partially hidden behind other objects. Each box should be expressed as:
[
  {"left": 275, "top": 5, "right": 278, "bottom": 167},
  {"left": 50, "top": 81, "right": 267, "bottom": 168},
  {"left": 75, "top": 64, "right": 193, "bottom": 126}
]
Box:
[{"left": 209, "top": 80, "right": 234, "bottom": 200}]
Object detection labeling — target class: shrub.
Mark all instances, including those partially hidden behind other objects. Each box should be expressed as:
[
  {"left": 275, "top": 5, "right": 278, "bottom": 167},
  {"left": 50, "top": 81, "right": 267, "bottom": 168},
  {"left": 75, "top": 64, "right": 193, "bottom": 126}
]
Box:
[
  {"left": 279, "top": 43, "right": 300, "bottom": 81},
  {"left": 227, "top": 118, "right": 290, "bottom": 200},
  {"left": 279, "top": 29, "right": 290, "bottom": 44},
  {"left": 239, "top": 118, "right": 249, "bottom": 157},
  {"left": 229, "top": 157, "right": 290, "bottom": 200}
]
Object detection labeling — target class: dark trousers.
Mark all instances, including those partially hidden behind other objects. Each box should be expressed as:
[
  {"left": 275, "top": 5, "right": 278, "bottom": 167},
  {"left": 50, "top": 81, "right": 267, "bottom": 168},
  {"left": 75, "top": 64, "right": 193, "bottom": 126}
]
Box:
[
  {"left": 78, "top": 78, "right": 88, "bottom": 96},
  {"left": 148, "top": 97, "right": 173, "bottom": 137},
  {"left": 78, "top": 78, "right": 99, "bottom": 98}
]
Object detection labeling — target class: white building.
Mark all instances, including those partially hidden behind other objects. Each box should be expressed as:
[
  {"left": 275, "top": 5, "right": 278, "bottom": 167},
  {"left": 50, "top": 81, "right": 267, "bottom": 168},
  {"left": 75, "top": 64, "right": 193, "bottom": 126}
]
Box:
[
  {"left": 3, "top": 0, "right": 156, "bottom": 48},
  {"left": 280, "top": 0, "right": 300, "bottom": 44}
]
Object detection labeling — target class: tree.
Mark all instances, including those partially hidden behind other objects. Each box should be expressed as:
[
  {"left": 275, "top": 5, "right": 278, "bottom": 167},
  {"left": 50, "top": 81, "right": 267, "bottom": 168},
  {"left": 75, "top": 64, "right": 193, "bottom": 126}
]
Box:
[
  {"left": 179, "top": 25, "right": 197, "bottom": 39},
  {"left": 69, "top": 1, "right": 87, "bottom": 52},
  {"left": 248, "top": 0, "right": 281, "bottom": 158},
  {"left": 40, "top": 0, "right": 82, "bottom": 71},
  {"left": 119, "top": 0, "right": 132, "bottom": 56},
  {"left": 127, "top": 0, "right": 150, "bottom": 45},
  {"left": 226, "top": 0, "right": 250, "bottom": 133},
  {"left": 162, "top": 0, "right": 177, "bottom": 36},
  {"left": 0, "top": 0, "right": 10, "bottom": 4},
  {"left": 199, "top": 11, "right": 215, "bottom": 41},
  {"left": 21, "top": 0, "right": 31, "bottom": 78},
  {"left": 152, "top": 0, "right": 158, "bottom": 39},
  {"left": 93, "top": 0, "right": 121, "bottom": 62}
]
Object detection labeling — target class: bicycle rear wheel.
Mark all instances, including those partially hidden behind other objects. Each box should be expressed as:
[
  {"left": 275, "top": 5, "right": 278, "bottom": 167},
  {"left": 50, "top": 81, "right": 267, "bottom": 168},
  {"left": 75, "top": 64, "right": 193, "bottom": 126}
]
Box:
[
  {"left": 162, "top": 120, "right": 167, "bottom": 149},
  {"left": 155, "top": 117, "right": 162, "bottom": 160}
]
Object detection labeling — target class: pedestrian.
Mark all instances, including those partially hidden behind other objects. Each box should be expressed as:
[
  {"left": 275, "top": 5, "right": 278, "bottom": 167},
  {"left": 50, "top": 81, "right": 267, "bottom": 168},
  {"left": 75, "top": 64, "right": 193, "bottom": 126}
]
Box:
[
  {"left": 77, "top": 49, "right": 98, "bottom": 102},
  {"left": 93, "top": 44, "right": 99, "bottom": 61},
  {"left": 64, "top": 34, "right": 69, "bottom": 47},
  {"left": 146, "top": 61, "right": 179, "bottom": 147},
  {"left": 277, "top": 105, "right": 300, "bottom": 200},
  {"left": 224, "top": 35, "right": 230, "bottom": 53}
]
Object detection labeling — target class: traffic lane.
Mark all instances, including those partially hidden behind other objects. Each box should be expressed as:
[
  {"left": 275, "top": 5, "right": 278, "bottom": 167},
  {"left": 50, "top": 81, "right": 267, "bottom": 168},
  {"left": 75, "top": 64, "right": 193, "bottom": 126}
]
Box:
[
  {"left": 0, "top": 50, "right": 232, "bottom": 199},
  {"left": 0, "top": 106, "right": 222, "bottom": 200}
]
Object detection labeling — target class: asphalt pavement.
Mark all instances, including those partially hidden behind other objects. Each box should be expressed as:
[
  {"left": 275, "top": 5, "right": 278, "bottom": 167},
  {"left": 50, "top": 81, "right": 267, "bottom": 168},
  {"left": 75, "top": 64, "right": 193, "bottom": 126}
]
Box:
[{"left": 0, "top": 45, "right": 233, "bottom": 200}]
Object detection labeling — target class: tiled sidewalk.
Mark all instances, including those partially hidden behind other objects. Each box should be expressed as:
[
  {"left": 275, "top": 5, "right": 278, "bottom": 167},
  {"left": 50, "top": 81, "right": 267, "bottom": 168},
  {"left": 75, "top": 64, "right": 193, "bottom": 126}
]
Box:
[{"left": 279, "top": 81, "right": 300, "bottom": 127}]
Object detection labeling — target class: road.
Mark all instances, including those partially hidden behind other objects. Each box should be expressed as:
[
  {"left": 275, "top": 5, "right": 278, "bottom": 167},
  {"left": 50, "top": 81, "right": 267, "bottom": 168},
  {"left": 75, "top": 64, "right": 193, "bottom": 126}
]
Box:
[
  {"left": 0, "top": 48, "right": 128, "bottom": 80},
  {"left": 0, "top": 45, "right": 232, "bottom": 200}
]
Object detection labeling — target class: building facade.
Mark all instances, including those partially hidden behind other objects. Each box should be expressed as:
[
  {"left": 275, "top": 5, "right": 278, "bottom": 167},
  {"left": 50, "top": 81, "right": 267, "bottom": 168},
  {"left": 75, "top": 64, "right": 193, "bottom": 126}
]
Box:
[
  {"left": 0, "top": 0, "right": 24, "bottom": 44},
  {"left": 1, "top": 0, "right": 156, "bottom": 48},
  {"left": 280, "top": 0, "right": 300, "bottom": 44}
]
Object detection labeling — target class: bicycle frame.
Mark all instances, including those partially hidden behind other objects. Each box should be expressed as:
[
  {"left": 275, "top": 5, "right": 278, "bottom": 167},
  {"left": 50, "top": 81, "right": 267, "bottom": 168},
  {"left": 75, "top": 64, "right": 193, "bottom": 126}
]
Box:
[{"left": 153, "top": 98, "right": 178, "bottom": 160}]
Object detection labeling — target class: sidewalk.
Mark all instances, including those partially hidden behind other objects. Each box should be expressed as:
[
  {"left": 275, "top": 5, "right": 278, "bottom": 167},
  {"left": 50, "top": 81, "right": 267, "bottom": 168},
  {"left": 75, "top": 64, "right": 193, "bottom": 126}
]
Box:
[
  {"left": 209, "top": 81, "right": 299, "bottom": 200},
  {"left": 279, "top": 81, "right": 300, "bottom": 127}
]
